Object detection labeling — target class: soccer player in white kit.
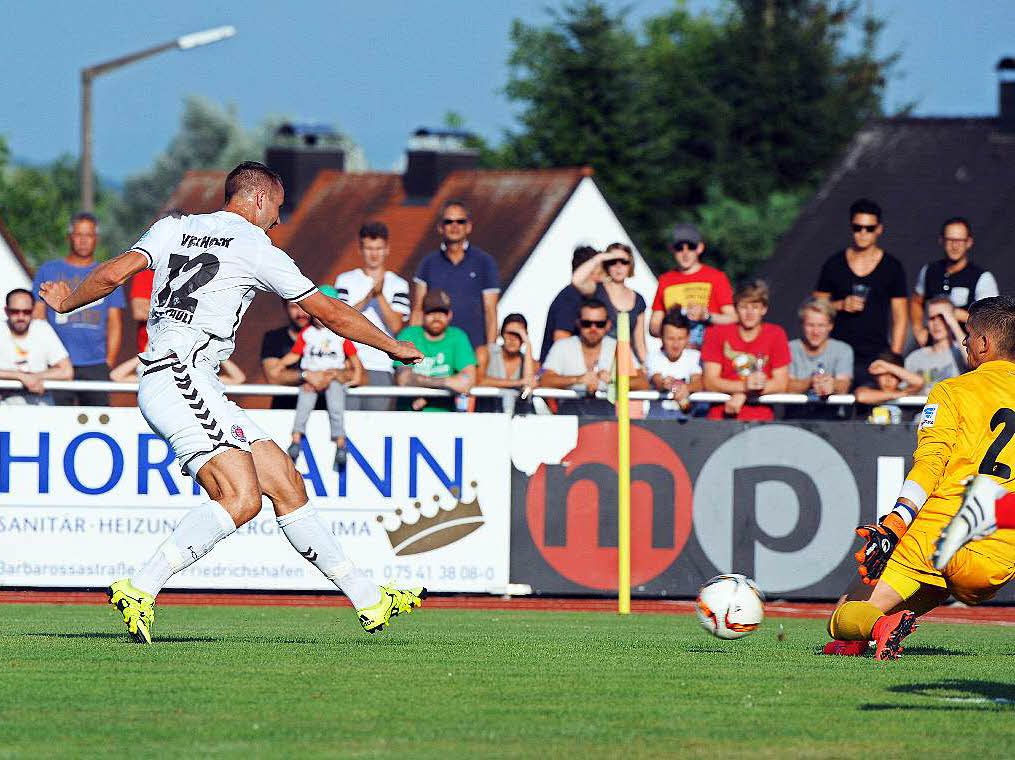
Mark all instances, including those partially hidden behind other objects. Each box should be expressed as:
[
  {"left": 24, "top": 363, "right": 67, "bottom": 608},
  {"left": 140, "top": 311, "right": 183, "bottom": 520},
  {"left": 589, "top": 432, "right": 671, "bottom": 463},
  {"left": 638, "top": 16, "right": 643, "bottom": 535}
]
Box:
[{"left": 39, "top": 162, "right": 427, "bottom": 643}]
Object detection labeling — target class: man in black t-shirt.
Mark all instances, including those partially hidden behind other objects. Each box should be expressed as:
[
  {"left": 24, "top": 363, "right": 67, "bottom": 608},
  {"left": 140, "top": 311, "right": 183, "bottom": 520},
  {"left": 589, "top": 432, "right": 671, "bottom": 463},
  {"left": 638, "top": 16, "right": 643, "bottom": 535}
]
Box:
[
  {"left": 813, "top": 198, "right": 908, "bottom": 389},
  {"left": 259, "top": 300, "right": 330, "bottom": 410},
  {"left": 909, "top": 216, "right": 999, "bottom": 346},
  {"left": 540, "top": 245, "right": 599, "bottom": 363}
]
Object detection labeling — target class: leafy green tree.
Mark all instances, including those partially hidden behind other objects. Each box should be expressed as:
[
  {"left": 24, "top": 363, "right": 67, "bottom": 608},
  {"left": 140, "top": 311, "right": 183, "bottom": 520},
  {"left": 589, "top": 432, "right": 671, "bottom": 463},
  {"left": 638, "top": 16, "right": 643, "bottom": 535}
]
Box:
[
  {"left": 499, "top": 0, "right": 896, "bottom": 277},
  {"left": 0, "top": 137, "right": 116, "bottom": 267}
]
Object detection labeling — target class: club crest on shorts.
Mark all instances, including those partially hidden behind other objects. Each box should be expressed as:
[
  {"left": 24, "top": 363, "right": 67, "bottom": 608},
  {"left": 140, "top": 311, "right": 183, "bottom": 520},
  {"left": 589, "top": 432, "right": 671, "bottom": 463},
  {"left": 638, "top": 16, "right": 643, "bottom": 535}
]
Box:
[{"left": 231, "top": 425, "right": 247, "bottom": 442}]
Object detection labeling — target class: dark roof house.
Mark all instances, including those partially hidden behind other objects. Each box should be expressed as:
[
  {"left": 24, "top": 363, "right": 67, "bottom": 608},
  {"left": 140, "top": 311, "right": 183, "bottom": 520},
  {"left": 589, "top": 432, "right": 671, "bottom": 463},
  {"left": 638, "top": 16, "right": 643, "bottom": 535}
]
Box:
[{"left": 762, "top": 62, "right": 1015, "bottom": 329}]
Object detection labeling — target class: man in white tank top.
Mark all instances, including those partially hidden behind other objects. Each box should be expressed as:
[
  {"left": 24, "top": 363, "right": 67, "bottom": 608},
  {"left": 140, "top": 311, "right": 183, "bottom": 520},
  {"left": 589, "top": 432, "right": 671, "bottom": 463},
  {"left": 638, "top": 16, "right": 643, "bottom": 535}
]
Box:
[{"left": 39, "top": 161, "right": 426, "bottom": 643}]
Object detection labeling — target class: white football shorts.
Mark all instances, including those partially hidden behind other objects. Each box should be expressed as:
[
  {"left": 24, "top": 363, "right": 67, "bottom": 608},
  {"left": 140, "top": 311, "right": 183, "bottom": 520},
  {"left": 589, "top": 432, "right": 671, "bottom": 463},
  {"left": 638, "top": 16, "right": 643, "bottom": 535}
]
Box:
[{"left": 137, "top": 354, "right": 269, "bottom": 477}]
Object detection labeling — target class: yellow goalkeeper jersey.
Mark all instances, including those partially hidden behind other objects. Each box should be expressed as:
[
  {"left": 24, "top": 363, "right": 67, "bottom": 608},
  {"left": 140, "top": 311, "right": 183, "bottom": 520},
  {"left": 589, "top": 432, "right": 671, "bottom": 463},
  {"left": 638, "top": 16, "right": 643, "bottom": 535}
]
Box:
[{"left": 907, "top": 359, "right": 1015, "bottom": 520}]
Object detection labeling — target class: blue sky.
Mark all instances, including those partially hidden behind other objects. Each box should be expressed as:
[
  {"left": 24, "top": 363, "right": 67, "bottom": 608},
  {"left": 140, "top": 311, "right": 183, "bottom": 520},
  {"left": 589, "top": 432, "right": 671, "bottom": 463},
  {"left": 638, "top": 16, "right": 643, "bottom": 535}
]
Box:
[{"left": 3, "top": 1, "right": 1014, "bottom": 181}]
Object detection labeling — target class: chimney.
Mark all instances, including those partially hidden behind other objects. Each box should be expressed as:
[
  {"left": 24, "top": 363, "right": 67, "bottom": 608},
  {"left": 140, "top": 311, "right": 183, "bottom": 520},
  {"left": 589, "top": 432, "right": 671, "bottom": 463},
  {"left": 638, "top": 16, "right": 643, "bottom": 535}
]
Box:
[
  {"left": 403, "top": 128, "right": 479, "bottom": 201},
  {"left": 997, "top": 58, "right": 1015, "bottom": 132},
  {"left": 265, "top": 123, "right": 345, "bottom": 220}
]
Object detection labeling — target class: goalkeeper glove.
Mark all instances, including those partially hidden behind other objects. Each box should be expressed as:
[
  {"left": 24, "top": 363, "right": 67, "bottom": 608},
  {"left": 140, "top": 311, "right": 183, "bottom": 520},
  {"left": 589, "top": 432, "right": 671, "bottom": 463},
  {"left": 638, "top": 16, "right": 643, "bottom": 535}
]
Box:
[{"left": 854, "top": 512, "right": 908, "bottom": 585}]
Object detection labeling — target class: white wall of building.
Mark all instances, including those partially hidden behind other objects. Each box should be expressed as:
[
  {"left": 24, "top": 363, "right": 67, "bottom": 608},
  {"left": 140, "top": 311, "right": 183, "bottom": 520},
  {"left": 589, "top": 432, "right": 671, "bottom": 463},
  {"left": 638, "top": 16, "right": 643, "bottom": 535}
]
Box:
[
  {"left": 0, "top": 235, "right": 31, "bottom": 292},
  {"left": 497, "top": 177, "right": 659, "bottom": 356}
]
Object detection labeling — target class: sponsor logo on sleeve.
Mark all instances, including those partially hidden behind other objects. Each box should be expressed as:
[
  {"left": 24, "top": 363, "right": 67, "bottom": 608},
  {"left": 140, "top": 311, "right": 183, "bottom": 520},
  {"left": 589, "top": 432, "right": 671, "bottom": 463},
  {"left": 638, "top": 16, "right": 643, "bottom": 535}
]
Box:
[{"left": 920, "top": 404, "right": 938, "bottom": 429}]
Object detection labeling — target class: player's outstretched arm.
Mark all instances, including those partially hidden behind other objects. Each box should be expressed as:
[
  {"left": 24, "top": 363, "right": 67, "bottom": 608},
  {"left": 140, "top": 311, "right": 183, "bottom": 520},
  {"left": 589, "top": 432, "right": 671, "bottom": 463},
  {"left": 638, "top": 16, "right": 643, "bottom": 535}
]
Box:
[
  {"left": 299, "top": 290, "right": 422, "bottom": 365},
  {"left": 39, "top": 251, "right": 148, "bottom": 314}
]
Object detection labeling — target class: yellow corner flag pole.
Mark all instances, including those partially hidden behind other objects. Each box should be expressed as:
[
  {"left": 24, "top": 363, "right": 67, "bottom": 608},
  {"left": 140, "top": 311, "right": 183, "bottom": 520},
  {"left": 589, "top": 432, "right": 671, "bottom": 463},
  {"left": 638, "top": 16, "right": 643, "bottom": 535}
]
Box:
[{"left": 616, "top": 311, "right": 631, "bottom": 615}]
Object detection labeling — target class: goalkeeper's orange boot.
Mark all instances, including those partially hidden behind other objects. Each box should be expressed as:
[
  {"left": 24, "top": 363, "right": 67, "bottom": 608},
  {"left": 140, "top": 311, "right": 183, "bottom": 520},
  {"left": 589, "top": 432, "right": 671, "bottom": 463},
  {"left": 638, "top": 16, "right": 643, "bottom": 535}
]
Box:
[
  {"left": 872, "top": 610, "right": 917, "bottom": 661},
  {"left": 821, "top": 640, "right": 868, "bottom": 656}
]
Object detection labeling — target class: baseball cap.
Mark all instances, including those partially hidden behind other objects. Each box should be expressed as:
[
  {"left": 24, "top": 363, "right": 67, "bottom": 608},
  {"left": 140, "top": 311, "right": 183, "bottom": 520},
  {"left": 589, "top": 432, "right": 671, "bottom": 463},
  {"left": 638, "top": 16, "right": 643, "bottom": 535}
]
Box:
[
  {"left": 671, "top": 223, "right": 703, "bottom": 246},
  {"left": 422, "top": 288, "right": 452, "bottom": 313}
]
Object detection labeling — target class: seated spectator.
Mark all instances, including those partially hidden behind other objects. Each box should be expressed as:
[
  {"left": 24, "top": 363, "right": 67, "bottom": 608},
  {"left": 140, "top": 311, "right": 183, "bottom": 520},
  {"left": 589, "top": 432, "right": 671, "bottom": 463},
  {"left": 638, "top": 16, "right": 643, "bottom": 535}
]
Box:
[
  {"left": 335, "top": 221, "right": 410, "bottom": 411},
  {"left": 785, "top": 298, "right": 853, "bottom": 419},
  {"left": 0, "top": 288, "right": 72, "bottom": 405},
  {"left": 701, "top": 280, "right": 790, "bottom": 420},
  {"left": 571, "top": 243, "right": 648, "bottom": 363},
  {"left": 813, "top": 198, "right": 907, "bottom": 387},
  {"left": 855, "top": 352, "right": 924, "bottom": 424},
  {"left": 645, "top": 309, "right": 702, "bottom": 419},
  {"left": 649, "top": 224, "right": 735, "bottom": 350},
  {"left": 904, "top": 296, "right": 967, "bottom": 392},
  {"left": 910, "top": 216, "right": 998, "bottom": 345},
  {"left": 476, "top": 313, "right": 536, "bottom": 415},
  {"left": 111, "top": 355, "right": 245, "bottom": 385},
  {"left": 395, "top": 289, "right": 476, "bottom": 412},
  {"left": 540, "top": 298, "right": 648, "bottom": 417},
  {"left": 540, "top": 245, "right": 599, "bottom": 363},
  {"left": 278, "top": 317, "right": 364, "bottom": 471},
  {"left": 261, "top": 300, "right": 332, "bottom": 410}
]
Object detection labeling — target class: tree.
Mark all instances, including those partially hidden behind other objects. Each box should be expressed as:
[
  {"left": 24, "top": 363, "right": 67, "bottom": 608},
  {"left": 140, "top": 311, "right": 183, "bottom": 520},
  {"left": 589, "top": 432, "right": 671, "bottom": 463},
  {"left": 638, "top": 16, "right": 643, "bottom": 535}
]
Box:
[
  {"left": 499, "top": 0, "right": 896, "bottom": 277},
  {"left": 0, "top": 137, "right": 117, "bottom": 267}
]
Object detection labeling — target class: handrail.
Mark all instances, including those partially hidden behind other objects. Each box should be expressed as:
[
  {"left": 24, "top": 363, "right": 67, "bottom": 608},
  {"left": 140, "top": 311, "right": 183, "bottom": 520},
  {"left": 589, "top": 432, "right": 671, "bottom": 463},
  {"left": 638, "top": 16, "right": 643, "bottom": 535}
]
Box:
[{"left": 0, "top": 379, "right": 932, "bottom": 406}]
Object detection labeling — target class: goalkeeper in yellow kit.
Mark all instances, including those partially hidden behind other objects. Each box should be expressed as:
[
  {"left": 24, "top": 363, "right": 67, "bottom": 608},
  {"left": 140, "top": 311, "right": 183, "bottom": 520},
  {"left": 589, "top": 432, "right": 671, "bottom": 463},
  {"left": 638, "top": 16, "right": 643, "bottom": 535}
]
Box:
[{"left": 825, "top": 296, "right": 1015, "bottom": 660}]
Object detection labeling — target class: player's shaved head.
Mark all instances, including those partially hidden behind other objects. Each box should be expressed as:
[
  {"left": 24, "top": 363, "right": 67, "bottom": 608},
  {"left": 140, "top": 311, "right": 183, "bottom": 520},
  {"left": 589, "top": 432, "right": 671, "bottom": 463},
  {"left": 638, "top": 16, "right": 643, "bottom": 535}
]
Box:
[
  {"left": 224, "top": 161, "right": 283, "bottom": 203},
  {"left": 967, "top": 296, "right": 1015, "bottom": 360}
]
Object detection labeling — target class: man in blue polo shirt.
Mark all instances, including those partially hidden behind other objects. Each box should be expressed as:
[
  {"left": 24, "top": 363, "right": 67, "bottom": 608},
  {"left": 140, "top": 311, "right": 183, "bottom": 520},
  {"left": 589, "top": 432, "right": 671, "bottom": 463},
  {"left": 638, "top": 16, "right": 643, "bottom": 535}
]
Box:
[
  {"left": 411, "top": 199, "right": 499, "bottom": 365},
  {"left": 31, "top": 211, "right": 124, "bottom": 406}
]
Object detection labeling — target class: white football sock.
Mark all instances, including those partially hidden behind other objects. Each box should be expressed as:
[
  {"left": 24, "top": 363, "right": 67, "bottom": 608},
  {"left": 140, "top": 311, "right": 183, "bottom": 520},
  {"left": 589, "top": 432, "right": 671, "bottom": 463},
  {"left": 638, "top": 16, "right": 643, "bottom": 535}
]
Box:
[
  {"left": 277, "top": 503, "right": 382, "bottom": 609},
  {"left": 132, "top": 500, "right": 237, "bottom": 596}
]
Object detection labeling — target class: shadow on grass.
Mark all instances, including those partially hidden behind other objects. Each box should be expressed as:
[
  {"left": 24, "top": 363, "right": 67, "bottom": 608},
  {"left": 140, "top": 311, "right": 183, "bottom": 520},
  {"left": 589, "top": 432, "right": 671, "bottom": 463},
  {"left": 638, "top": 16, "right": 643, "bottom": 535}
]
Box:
[
  {"left": 899, "top": 646, "right": 970, "bottom": 657},
  {"left": 25, "top": 632, "right": 215, "bottom": 643},
  {"left": 861, "top": 679, "right": 1015, "bottom": 712}
]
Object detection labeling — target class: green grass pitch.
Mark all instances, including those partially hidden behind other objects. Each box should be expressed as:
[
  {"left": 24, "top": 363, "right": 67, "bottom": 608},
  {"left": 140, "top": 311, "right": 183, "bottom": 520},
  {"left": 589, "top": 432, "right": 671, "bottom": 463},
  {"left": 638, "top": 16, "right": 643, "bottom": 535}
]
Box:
[{"left": 2, "top": 604, "right": 1015, "bottom": 759}]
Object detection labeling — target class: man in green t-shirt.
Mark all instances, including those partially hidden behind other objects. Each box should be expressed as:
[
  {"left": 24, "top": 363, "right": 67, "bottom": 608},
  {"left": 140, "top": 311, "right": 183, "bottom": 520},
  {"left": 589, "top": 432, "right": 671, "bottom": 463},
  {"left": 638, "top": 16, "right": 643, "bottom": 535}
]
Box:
[{"left": 394, "top": 289, "right": 476, "bottom": 411}]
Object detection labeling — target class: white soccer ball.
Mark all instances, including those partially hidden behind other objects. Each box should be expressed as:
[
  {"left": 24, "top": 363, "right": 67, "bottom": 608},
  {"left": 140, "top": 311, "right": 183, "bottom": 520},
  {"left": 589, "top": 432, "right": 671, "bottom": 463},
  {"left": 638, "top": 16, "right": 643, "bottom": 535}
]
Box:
[{"left": 695, "top": 574, "right": 765, "bottom": 639}]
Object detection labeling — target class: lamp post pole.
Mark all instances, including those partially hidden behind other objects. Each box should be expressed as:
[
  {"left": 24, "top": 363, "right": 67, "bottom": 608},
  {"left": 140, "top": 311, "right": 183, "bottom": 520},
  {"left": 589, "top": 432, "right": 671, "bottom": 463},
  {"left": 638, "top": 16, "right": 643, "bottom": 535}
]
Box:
[{"left": 79, "top": 26, "right": 236, "bottom": 212}]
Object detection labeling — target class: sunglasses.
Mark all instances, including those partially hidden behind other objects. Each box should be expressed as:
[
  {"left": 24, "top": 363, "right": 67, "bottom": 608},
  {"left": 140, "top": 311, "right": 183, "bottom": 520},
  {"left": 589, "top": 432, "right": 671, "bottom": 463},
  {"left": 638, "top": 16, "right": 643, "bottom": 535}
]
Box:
[
  {"left": 502, "top": 331, "right": 524, "bottom": 341},
  {"left": 672, "top": 241, "right": 698, "bottom": 251},
  {"left": 5, "top": 308, "right": 32, "bottom": 316},
  {"left": 442, "top": 218, "right": 469, "bottom": 226},
  {"left": 579, "top": 319, "right": 608, "bottom": 329},
  {"left": 851, "top": 223, "right": 878, "bottom": 233},
  {"left": 604, "top": 257, "right": 630, "bottom": 268},
  {"left": 424, "top": 308, "right": 450, "bottom": 315}
]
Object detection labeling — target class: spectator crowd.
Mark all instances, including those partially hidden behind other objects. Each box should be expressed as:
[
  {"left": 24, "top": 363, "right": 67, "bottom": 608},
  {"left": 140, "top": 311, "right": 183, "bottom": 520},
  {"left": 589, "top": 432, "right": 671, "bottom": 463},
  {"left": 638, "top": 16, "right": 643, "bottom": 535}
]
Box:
[{"left": 1, "top": 197, "right": 999, "bottom": 427}]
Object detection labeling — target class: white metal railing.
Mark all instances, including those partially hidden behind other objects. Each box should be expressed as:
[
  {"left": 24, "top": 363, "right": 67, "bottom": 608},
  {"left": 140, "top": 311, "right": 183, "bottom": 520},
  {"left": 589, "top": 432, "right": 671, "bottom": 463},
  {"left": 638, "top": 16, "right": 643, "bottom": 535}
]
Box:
[{"left": 0, "top": 379, "right": 932, "bottom": 406}]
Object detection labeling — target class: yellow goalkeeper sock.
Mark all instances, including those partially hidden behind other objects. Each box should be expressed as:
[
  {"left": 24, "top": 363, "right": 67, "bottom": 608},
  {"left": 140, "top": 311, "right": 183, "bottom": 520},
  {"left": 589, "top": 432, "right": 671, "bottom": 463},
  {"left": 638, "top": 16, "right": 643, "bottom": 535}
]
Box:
[{"left": 828, "top": 601, "right": 883, "bottom": 640}]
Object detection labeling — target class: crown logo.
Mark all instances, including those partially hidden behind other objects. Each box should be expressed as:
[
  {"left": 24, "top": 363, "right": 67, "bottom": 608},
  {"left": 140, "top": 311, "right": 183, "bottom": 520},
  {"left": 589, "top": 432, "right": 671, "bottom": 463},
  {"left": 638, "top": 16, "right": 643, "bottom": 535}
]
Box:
[{"left": 377, "top": 481, "right": 484, "bottom": 555}]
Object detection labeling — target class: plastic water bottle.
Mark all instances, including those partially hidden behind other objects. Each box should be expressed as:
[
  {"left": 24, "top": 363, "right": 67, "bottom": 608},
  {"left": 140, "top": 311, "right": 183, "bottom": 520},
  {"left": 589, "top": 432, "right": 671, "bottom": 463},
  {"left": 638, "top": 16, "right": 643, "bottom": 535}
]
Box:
[
  {"left": 808, "top": 362, "right": 827, "bottom": 402},
  {"left": 455, "top": 393, "right": 470, "bottom": 413}
]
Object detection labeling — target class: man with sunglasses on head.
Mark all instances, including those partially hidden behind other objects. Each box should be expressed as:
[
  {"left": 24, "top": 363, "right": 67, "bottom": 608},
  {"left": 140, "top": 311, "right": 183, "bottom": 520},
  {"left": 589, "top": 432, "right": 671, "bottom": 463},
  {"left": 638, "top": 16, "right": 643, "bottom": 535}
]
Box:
[
  {"left": 0, "top": 288, "right": 73, "bottom": 405},
  {"left": 909, "top": 217, "right": 998, "bottom": 347},
  {"left": 411, "top": 200, "right": 499, "bottom": 368},
  {"left": 649, "top": 223, "right": 735, "bottom": 350},
  {"left": 540, "top": 298, "right": 648, "bottom": 416},
  {"left": 814, "top": 198, "right": 908, "bottom": 389}
]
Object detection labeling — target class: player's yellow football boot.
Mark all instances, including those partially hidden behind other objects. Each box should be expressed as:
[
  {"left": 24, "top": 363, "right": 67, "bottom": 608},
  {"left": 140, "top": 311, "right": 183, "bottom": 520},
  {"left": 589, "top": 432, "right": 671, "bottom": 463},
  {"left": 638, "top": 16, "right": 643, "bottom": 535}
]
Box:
[
  {"left": 107, "top": 579, "right": 155, "bottom": 644},
  {"left": 357, "top": 586, "right": 427, "bottom": 633},
  {"left": 872, "top": 610, "right": 917, "bottom": 661}
]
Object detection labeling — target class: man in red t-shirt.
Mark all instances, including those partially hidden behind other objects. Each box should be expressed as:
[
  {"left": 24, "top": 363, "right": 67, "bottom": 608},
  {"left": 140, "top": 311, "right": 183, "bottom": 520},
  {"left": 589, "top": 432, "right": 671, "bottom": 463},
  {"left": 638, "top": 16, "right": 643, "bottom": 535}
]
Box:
[
  {"left": 130, "top": 269, "right": 154, "bottom": 352},
  {"left": 701, "top": 279, "right": 790, "bottom": 420},
  {"left": 649, "top": 223, "right": 736, "bottom": 348}
]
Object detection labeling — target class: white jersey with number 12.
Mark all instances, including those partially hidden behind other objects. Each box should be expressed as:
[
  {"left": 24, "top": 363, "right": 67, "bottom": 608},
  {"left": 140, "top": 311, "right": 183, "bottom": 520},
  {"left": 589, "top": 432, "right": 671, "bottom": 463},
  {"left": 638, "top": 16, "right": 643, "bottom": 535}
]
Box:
[{"left": 131, "top": 211, "right": 317, "bottom": 371}]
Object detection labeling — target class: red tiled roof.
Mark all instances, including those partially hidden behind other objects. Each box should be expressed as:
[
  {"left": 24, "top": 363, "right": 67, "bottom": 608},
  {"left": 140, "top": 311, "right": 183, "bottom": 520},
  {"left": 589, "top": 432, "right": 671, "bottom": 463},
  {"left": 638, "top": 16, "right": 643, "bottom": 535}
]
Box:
[{"left": 159, "top": 166, "right": 586, "bottom": 399}]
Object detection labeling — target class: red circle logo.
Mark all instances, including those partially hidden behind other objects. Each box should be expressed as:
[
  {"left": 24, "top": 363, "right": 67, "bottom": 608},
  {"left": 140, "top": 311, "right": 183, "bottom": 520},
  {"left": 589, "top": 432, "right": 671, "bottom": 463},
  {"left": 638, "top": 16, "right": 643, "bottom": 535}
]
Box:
[{"left": 525, "top": 421, "right": 693, "bottom": 590}]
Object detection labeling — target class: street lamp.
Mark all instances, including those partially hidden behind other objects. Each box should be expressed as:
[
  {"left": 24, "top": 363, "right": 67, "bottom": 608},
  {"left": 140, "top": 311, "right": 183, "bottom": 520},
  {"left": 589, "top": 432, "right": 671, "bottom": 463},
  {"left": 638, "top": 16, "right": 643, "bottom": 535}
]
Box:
[{"left": 80, "top": 25, "right": 236, "bottom": 211}]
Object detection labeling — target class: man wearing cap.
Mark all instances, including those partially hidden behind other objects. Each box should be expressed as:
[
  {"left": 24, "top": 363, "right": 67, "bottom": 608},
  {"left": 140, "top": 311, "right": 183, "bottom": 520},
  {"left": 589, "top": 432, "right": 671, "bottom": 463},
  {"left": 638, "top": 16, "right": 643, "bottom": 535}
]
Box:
[
  {"left": 648, "top": 223, "right": 735, "bottom": 349},
  {"left": 395, "top": 288, "right": 477, "bottom": 412}
]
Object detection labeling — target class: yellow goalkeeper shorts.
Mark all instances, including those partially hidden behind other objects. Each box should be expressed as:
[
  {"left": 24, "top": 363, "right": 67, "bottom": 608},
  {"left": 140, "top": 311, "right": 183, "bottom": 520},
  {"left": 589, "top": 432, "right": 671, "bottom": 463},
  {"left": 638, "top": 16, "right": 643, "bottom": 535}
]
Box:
[{"left": 881, "top": 516, "right": 1015, "bottom": 605}]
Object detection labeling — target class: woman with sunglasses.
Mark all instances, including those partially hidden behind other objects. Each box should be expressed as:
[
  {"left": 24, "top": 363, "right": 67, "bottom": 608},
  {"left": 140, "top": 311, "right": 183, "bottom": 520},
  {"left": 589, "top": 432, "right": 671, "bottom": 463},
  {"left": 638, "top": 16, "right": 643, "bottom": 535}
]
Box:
[{"left": 570, "top": 242, "right": 648, "bottom": 364}]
